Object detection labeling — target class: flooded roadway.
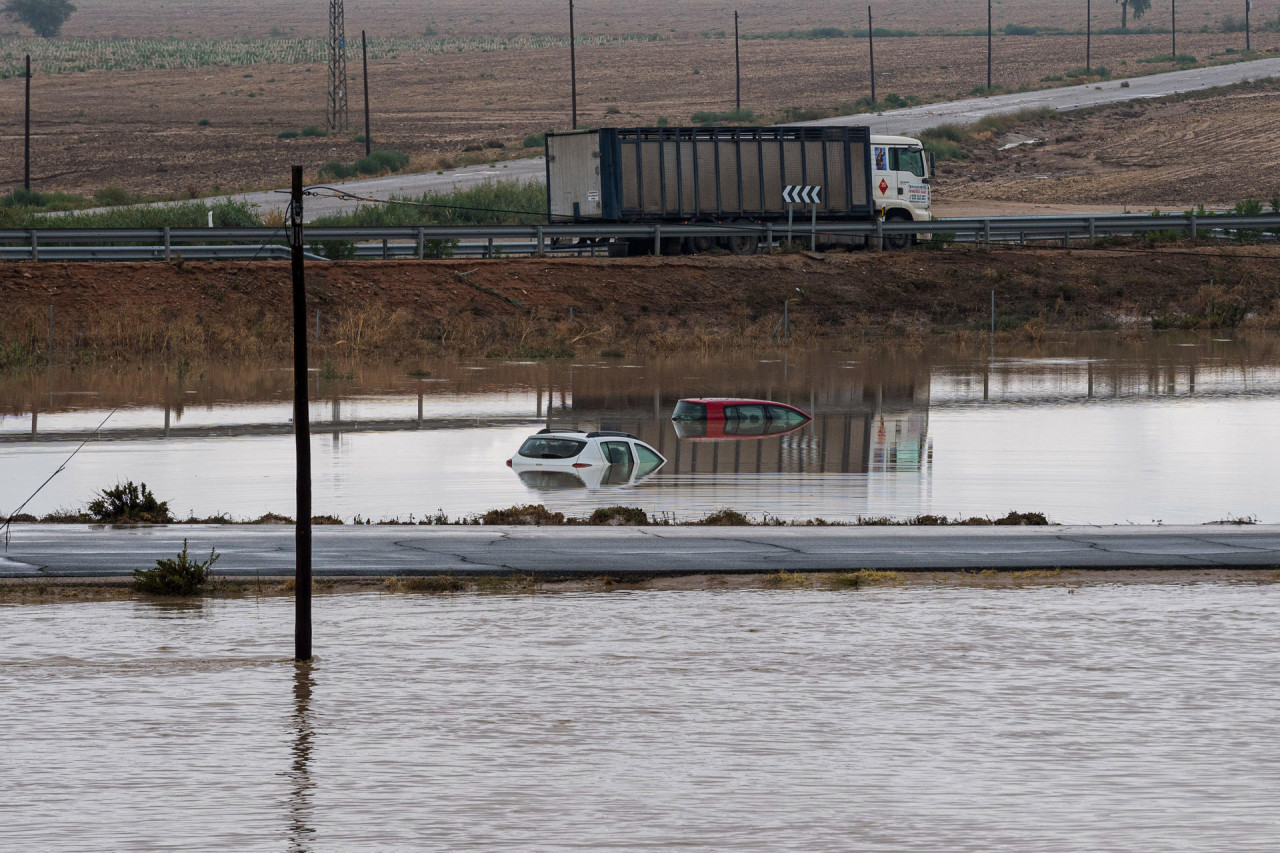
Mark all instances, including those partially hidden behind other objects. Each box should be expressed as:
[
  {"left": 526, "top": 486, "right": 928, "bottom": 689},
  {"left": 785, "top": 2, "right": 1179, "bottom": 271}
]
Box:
[
  {"left": 2, "top": 334, "right": 1279, "bottom": 524},
  {"left": 3, "top": 582, "right": 1279, "bottom": 850}
]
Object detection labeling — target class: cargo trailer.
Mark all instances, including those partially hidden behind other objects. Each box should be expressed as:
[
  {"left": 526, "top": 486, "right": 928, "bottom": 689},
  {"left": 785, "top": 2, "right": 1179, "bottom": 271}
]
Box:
[{"left": 545, "top": 126, "right": 932, "bottom": 253}]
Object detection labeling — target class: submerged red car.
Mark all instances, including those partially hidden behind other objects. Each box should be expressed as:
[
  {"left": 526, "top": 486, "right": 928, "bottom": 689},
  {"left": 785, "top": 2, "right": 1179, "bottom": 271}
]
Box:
[{"left": 671, "top": 398, "right": 812, "bottom": 440}]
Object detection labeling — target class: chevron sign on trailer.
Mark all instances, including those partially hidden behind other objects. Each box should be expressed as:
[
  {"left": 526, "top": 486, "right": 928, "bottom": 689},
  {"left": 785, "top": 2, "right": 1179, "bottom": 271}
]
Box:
[{"left": 783, "top": 185, "right": 822, "bottom": 204}]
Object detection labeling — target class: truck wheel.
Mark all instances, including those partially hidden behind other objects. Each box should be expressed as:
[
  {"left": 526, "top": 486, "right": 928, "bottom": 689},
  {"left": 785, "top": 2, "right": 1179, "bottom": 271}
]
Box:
[
  {"left": 728, "top": 220, "right": 759, "bottom": 255},
  {"left": 685, "top": 219, "right": 717, "bottom": 254},
  {"left": 884, "top": 211, "right": 913, "bottom": 251}
]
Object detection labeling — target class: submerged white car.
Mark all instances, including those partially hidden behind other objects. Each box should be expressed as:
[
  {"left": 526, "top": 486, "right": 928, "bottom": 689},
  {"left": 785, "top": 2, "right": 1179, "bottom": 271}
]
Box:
[{"left": 507, "top": 429, "right": 667, "bottom": 490}]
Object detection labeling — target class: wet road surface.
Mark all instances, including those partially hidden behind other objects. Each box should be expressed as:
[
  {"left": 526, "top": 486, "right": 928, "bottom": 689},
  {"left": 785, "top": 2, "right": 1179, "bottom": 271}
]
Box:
[{"left": 3, "top": 524, "right": 1279, "bottom": 578}]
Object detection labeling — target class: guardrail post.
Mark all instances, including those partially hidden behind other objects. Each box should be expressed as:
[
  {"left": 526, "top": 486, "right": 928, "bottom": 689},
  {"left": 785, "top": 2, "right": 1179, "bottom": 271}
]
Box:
[
  {"left": 871, "top": 218, "right": 883, "bottom": 251},
  {"left": 1190, "top": 214, "right": 1197, "bottom": 241},
  {"left": 1062, "top": 231, "right": 1070, "bottom": 248},
  {"left": 766, "top": 222, "right": 774, "bottom": 250},
  {"left": 381, "top": 238, "right": 388, "bottom": 260},
  {"left": 982, "top": 220, "right": 991, "bottom": 247},
  {"left": 29, "top": 229, "right": 37, "bottom": 262},
  {"left": 164, "top": 227, "right": 172, "bottom": 261},
  {"left": 536, "top": 225, "right": 545, "bottom": 256},
  {"left": 653, "top": 223, "right": 662, "bottom": 256},
  {"left": 416, "top": 228, "right": 424, "bottom": 259},
  {"left": 487, "top": 236, "right": 494, "bottom": 258},
  {"left": 1088, "top": 218, "right": 1096, "bottom": 242}
]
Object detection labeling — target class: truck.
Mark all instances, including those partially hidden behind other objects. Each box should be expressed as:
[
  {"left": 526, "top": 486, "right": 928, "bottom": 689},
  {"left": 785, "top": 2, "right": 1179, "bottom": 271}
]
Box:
[{"left": 544, "top": 125, "right": 932, "bottom": 255}]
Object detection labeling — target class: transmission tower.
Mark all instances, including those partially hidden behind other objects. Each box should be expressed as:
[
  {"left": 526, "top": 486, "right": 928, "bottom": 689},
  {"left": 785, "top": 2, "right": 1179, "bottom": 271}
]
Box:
[{"left": 327, "top": 0, "right": 349, "bottom": 132}]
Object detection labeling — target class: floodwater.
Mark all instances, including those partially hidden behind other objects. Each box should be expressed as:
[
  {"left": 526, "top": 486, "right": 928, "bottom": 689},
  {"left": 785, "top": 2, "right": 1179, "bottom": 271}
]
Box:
[
  {"left": 3, "top": 583, "right": 1279, "bottom": 850},
  {"left": 3, "top": 334, "right": 1280, "bottom": 524}
]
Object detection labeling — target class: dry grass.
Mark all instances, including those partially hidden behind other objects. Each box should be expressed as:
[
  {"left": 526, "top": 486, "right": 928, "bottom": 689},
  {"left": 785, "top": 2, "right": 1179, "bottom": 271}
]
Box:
[
  {"left": 828, "top": 569, "right": 906, "bottom": 589},
  {"left": 385, "top": 575, "right": 469, "bottom": 594},
  {"left": 761, "top": 570, "right": 809, "bottom": 587}
]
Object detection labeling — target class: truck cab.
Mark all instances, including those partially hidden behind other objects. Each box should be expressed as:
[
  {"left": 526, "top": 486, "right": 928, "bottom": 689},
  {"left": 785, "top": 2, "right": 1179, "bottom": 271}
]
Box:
[{"left": 870, "top": 134, "right": 931, "bottom": 223}]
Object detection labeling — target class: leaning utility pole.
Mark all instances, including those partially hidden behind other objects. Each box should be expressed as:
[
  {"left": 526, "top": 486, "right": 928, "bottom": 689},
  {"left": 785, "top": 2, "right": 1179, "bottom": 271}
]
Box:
[{"left": 327, "top": 0, "right": 349, "bottom": 132}]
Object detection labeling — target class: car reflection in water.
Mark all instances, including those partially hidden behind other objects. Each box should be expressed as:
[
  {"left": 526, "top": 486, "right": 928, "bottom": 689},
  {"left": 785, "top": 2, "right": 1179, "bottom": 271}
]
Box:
[
  {"left": 671, "top": 398, "right": 812, "bottom": 440},
  {"left": 509, "top": 429, "right": 667, "bottom": 491}
]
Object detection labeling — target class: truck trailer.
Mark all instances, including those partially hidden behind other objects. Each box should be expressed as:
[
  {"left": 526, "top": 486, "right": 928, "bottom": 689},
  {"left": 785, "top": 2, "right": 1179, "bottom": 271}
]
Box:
[{"left": 545, "top": 125, "right": 932, "bottom": 254}]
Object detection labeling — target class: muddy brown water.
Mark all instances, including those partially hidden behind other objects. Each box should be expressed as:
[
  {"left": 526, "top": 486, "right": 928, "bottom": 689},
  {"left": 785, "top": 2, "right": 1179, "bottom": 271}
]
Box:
[
  {"left": 3, "top": 582, "right": 1279, "bottom": 850},
  {"left": 3, "top": 334, "right": 1279, "bottom": 524}
]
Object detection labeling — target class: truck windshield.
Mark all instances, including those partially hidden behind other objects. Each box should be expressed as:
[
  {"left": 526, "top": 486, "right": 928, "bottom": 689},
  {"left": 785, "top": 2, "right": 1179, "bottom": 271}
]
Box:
[{"left": 892, "top": 148, "right": 926, "bottom": 178}]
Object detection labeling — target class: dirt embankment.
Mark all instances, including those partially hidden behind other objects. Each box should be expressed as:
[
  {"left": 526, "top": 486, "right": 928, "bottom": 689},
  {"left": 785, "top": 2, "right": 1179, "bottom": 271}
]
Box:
[{"left": 3, "top": 246, "right": 1279, "bottom": 364}]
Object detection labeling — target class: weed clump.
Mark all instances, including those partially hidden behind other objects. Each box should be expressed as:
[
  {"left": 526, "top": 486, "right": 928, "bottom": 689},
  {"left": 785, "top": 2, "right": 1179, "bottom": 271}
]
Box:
[
  {"left": 762, "top": 570, "right": 807, "bottom": 587},
  {"left": 386, "top": 575, "right": 468, "bottom": 594},
  {"left": 697, "top": 508, "right": 751, "bottom": 526},
  {"left": 588, "top": 506, "right": 649, "bottom": 525},
  {"left": 88, "top": 481, "right": 173, "bottom": 524},
  {"left": 481, "top": 504, "right": 565, "bottom": 525},
  {"left": 133, "top": 539, "right": 219, "bottom": 595},
  {"left": 828, "top": 569, "right": 904, "bottom": 589}
]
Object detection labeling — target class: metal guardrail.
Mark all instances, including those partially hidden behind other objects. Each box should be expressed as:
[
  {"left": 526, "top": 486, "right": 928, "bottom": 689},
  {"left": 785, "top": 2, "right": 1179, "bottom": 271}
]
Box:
[{"left": 0, "top": 213, "right": 1276, "bottom": 261}]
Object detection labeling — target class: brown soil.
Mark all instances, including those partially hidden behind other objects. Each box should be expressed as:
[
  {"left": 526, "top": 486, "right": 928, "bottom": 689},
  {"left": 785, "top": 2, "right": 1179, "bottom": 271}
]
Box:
[
  {"left": 937, "top": 79, "right": 1280, "bottom": 209},
  {"left": 1, "top": 0, "right": 1275, "bottom": 199},
  {"left": 4, "top": 246, "right": 1280, "bottom": 363},
  {"left": 51, "top": 1, "right": 1274, "bottom": 41},
  {"left": 3, "top": 567, "right": 1276, "bottom": 605}
]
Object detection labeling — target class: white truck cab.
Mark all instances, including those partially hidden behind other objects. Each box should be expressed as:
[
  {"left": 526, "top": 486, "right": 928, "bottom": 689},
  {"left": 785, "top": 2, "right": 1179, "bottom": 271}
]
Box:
[{"left": 870, "top": 134, "right": 931, "bottom": 222}]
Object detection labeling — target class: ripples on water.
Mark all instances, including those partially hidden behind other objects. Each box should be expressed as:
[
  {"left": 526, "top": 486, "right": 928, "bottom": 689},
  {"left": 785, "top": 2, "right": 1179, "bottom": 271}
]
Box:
[{"left": 3, "top": 584, "right": 1279, "bottom": 850}]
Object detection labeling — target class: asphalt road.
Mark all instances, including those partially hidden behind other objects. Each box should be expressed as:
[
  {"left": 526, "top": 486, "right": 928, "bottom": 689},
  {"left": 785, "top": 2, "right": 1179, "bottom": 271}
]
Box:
[
  {"left": 3, "top": 524, "right": 1278, "bottom": 578},
  {"left": 189, "top": 57, "right": 1280, "bottom": 222}
]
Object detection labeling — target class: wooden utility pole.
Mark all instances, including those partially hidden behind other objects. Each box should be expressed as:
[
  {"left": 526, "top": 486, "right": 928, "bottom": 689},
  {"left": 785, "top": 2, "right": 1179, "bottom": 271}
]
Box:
[
  {"left": 734, "top": 11, "right": 741, "bottom": 112},
  {"left": 867, "top": 6, "right": 876, "bottom": 105},
  {"left": 1086, "top": 0, "right": 1091, "bottom": 70},
  {"left": 569, "top": 0, "right": 578, "bottom": 129},
  {"left": 23, "top": 54, "right": 30, "bottom": 191},
  {"left": 361, "top": 30, "right": 371, "bottom": 155},
  {"left": 1172, "top": 0, "right": 1177, "bottom": 58},
  {"left": 987, "top": 0, "right": 992, "bottom": 92},
  {"left": 1246, "top": 1, "right": 1252, "bottom": 52},
  {"left": 289, "top": 165, "right": 313, "bottom": 663}
]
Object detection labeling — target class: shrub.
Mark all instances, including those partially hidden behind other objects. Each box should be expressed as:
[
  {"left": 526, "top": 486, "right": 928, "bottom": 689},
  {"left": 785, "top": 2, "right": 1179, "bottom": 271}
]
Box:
[
  {"left": 133, "top": 539, "right": 220, "bottom": 595},
  {"left": 698, "top": 508, "right": 750, "bottom": 526},
  {"left": 779, "top": 106, "right": 832, "bottom": 123},
  {"left": 1003, "top": 24, "right": 1038, "bottom": 36},
  {"left": 197, "top": 118, "right": 211, "bottom": 126},
  {"left": 690, "top": 107, "right": 757, "bottom": 125},
  {"left": 277, "top": 129, "right": 299, "bottom": 139},
  {"left": 92, "top": 186, "right": 136, "bottom": 206},
  {"left": 210, "top": 198, "right": 262, "bottom": 227},
  {"left": 88, "top": 481, "right": 174, "bottom": 524},
  {"left": 588, "top": 506, "right": 649, "bottom": 525},
  {"left": 387, "top": 575, "right": 468, "bottom": 593},
  {"left": 300, "top": 125, "right": 328, "bottom": 137},
  {"left": 309, "top": 239, "right": 357, "bottom": 260},
  {"left": 318, "top": 160, "right": 357, "bottom": 180},
  {"left": 522, "top": 131, "right": 548, "bottom": 148},
  {"left": 604, "top": 106, "right": 621, "bottom": 115},
  {"left": 481, "top": 504, "right": 566, "bottom": 525}
]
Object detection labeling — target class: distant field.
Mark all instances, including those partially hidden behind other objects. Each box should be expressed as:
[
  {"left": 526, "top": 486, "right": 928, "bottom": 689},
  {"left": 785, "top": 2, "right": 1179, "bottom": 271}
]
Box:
[
  {"left": 0, "top": 0, "right": 1275, "bottom": 205},
  {"left": 43, "top": 0, "right": 1280, "bottom": 41}
]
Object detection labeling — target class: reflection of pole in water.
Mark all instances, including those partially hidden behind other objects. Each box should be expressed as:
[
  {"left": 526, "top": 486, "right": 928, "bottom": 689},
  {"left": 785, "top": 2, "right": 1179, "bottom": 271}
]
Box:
[{"left": 288, "top": 662, "right": 316, "bottom": 852}]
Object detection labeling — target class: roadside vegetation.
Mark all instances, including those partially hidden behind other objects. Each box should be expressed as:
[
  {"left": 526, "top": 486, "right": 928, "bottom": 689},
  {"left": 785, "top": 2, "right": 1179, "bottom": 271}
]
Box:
[{"left": 132, "top": 539, "right": 220, "bottom": 595}]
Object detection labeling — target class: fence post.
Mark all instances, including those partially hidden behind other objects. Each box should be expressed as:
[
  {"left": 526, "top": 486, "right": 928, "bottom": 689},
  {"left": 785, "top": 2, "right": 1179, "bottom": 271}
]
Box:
[
  {"left": 487, "top": 236, "right": 494, "bottom": 258},
  {"left": 983, "top": 220, "right": 991, "bottom": 247},
  {"left": 872, "top": 217, "right": 883, "bottom": 251},
  {"left": 164, "top": 227, "right": 172, "bottom": 261},
  {"left": 536, "top": 225, "right": 545, "bottom": 256},
  {"left": 381, "top": 238, "right": 388, "bottom": 260},
  {"left": 416, "top": 227, "right": 424, "bottom": 259},
  {"left": 1190, "top": 214, "right": 1197, "bottom": 241},
  {"left": 1087, "top": 218, "right": 1096, "bottom": 242},
  {"left": 654, "top": 223, "right": 662, "bottom": 256}
]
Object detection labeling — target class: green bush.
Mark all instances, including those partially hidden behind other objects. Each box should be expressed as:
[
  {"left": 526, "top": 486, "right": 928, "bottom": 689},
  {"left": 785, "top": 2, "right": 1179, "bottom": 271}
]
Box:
[
  {"left": 588, "top": 506, "right": 649, "bottom": 525},
  {"left": 318, "top": 160, "right": 357, "bottom": 180},
  {"left": 133, "top": 539, "right": 220, "bottom": 595},
  {"left": 1003, "top": 24, "right": 1038, "bottom": 36},
  {"left": 300, "top": 124, "right": 328, "bottom": 137},
  {"left": 88, "top": 481, "right": 174, "bottom": 523},
  {"left": 309, "top": 239, "right": 357, "bottom": 260},
  {"left": 210, "top": 199, "right": 262, "bottom": 227},
  {"left": 311, "top": 178, "right": 544, "bottom": 227},
  {"left": 522, "top": 131, "right": 548, "bottom": 148},
  {"left": 92, "top": 186, "right": 137, "bottom": 206},
  {"left": 277, "top": 129, "right": 299, "bottom": 139}
]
